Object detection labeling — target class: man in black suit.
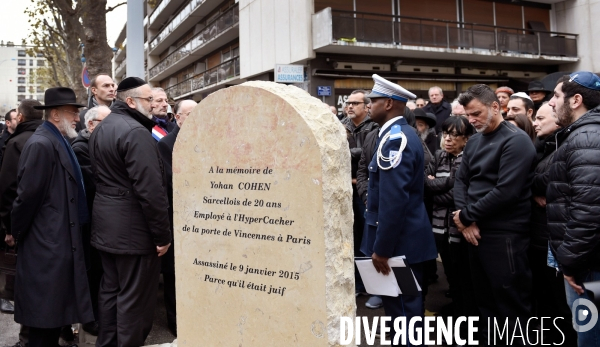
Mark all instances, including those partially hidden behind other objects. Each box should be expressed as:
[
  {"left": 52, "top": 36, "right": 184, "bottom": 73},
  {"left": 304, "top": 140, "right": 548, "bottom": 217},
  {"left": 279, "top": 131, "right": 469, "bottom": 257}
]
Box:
[{"left": 157, "top": 98, "right": 197, "bottom": 337}]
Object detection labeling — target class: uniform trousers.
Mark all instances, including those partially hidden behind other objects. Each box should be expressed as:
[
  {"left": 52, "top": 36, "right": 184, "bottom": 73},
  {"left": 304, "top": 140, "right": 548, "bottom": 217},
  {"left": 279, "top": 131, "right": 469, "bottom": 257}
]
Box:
[
  {"left": 96, "top": 251, "right": 161, "bottom": 347},
  {"left": 380, "top": 262, "right": 424, "bottom": 346},
  {"left": 468, "top": 231, "right": 532, "bottom": 346}
]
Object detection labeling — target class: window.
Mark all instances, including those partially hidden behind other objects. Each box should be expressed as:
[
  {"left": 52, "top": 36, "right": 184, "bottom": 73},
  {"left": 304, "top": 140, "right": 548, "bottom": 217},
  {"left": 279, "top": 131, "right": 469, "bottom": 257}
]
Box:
[
  {"left": 18, "top": 68, "right": 26, "bottom": 75},
  {"left": 37, "top": 94, "right": 44, "bottom": 101},
  {"left": 36, "top": 77, "right": 43, "bottom": 83},
  {"left": 18, "top": 50, "right": 26, "bottom": 57},
  {"left": 36, "top": 52, "right": 43, "bottom": 57},
  {"left": 18, "top": 59, "right": 26, "bottom": 66},
  {"left": 18, "top": 86, "right": 25, "bottom": 92},
  {"left": 17, "top": 95, "right": 25, "bottom": 101},
  {"left": 37, "top": 60, "right": 44, "bottom": 66},
  {"left": 29, "top": 60, "right": 33, "bottom": 66},
  {"left": 18, "top": 77, "right": 25, "bottom": 84},
  {"left": 36, "top": 86, "right": 44, "bottom": 93}
]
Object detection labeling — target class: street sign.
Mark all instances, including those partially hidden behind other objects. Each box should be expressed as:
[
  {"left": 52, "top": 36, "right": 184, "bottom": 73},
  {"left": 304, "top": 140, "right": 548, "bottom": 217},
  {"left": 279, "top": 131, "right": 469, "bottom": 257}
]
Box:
[
  {"left": 317, "top": 86, "right": 332, "bottom": 96},
  {"left": 82, "top": 65, "right": 91, "bottom": 88},
  {"left": 274, "top": 64, "right": 304, "bottom": 83}
]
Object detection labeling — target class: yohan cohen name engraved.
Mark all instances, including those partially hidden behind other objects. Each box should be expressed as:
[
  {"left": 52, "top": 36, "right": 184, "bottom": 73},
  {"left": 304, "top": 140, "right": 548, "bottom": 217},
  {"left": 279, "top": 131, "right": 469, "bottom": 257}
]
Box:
[{"left": 210, "top": 181, "right": 271, "bottom": 191}]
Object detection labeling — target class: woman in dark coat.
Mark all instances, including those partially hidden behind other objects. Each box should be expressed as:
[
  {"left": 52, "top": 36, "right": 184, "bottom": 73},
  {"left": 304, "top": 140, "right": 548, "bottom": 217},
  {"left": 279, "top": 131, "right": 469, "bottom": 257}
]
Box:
[{"left": 424, "top": 116, "right": 477, "bottom": 327}]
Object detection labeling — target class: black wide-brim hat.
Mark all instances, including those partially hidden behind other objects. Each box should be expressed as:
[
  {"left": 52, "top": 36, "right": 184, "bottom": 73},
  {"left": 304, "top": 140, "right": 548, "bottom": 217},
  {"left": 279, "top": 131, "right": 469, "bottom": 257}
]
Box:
[
  {"left": 527, "top": 80, "right": 552, "bottom": 93},
  {"left": 413, "top": 108, "right": 437, "bottom": 128},
  {"left": 33, "top": 87, "right": 86, "bottom": 109}
]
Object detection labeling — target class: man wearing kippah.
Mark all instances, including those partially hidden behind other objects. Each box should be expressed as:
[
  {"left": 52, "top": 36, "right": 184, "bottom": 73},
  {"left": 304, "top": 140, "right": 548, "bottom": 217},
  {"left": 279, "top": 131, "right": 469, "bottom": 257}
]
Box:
[
  {"left": 361, "top": 74, "right": 437, "bottom": 344},
  {"left": 89, "top": 77, "right": 172, "bottom": 347},
  {"left": 547, "top": 71, "right": 600, "bottom": 346}
]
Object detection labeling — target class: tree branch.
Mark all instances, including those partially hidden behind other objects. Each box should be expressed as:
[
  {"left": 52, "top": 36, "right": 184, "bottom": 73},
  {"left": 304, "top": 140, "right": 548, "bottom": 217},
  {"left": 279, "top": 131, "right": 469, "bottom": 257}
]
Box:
[{"left": 106, "top": 2, "right": 126, "bottom": 13}]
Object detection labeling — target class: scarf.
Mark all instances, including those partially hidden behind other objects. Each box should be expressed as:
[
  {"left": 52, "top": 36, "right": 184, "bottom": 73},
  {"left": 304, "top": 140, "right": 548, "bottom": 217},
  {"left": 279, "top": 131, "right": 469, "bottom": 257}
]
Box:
[{"left": 42, "top": 121, "right": 89, "bottom": 224}]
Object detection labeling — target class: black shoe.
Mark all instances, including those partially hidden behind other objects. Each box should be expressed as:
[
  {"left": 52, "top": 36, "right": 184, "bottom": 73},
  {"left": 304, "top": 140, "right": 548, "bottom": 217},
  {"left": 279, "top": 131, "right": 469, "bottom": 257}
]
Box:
[
  {"left": 82, "top": 321, "right": 99, "bottom": 336},
  {"left": 0, "top": 299, "right": 14, "bottom": 314}
]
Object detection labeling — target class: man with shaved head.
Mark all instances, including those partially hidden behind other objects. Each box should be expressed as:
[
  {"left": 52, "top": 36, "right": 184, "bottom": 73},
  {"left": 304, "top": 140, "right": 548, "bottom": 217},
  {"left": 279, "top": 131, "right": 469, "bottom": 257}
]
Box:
[
  {"left": 423, "top": 86, "right": 452, "bottom": 134},
  {"left": 157, "top": 98, "right": 197, "bottom": 336}
]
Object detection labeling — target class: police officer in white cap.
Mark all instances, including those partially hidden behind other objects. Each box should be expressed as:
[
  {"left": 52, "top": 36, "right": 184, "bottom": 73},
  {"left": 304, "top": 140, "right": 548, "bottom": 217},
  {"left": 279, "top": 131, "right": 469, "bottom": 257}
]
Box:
[{"left": 360, "top": 74, "right": 437, "bottom": 343}]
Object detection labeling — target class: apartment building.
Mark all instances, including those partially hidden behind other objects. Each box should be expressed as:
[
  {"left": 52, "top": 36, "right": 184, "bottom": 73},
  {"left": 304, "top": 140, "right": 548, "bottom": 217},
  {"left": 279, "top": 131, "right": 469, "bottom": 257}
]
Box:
[
  {"left": 0, "top": 43, "right": 47, "bottom": 117},
  {"left": 113, "top": 0, "right": 591, "bottom": 110}
]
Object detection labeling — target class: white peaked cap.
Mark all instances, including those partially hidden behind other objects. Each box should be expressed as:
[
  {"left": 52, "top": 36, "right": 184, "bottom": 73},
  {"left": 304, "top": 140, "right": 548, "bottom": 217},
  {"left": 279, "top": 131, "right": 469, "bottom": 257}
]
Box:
[{"left": 366, "top": 74, "right": 416, "bottom": 102}]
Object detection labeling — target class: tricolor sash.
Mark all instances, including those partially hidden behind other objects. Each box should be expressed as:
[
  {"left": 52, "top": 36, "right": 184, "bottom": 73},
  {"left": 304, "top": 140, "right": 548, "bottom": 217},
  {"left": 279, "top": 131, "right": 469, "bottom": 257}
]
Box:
[{"left": 152, "top": 125, "right": 168, "bottom": 141}]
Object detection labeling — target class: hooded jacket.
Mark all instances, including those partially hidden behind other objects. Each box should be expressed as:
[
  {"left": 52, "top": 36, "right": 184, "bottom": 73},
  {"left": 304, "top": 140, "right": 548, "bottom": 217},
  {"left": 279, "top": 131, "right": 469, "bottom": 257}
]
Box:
[{"left": 547, "top": 109, "right": 600, "bottom": 276}]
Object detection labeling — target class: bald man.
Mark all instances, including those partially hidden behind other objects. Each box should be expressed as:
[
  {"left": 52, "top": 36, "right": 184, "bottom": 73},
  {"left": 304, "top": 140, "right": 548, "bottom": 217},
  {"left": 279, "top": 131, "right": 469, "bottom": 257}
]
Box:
[{"left": 157, "top": 98, "right": 197, "bottom": 336}]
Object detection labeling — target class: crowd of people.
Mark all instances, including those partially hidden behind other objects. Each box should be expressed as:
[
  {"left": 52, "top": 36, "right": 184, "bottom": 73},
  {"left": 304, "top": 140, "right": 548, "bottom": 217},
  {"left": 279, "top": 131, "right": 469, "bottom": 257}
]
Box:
[
  {"left": 0, "top": 69, "right": 598, "bottom": 347},
  {"left": 0, "top": 75, "right": 190, "bottom": 347},
  {"left": 340, "top": 72, "right": 600, "bottom": 346}
]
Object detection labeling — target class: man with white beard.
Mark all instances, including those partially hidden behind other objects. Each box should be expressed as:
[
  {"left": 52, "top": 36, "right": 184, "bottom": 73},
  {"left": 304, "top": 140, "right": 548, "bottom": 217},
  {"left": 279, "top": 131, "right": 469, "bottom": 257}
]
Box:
[
  {"left": 89, "top": 77, "right": 172, "bottom": 347},
  {"left": 12, "top": 87, "right": 93, "bottom": 346}
]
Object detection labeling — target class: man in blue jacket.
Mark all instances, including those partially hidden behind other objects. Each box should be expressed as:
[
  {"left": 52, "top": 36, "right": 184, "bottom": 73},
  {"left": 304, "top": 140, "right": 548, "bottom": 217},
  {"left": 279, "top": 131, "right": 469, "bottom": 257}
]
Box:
[{"left": 361, "top": 74, "right": 437, "bottom": 343}]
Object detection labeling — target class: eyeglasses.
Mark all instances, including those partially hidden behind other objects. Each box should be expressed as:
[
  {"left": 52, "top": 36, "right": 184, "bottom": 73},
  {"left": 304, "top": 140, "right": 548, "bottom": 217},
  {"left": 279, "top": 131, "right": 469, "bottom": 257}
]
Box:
[
  {"left": 132, "top": 96, "right": 154, "bottom": 103},
  {"left": 346, "top": 101, "right": 365, "bottom": 107},
  {"left": 451, "top": 113, "right": 467, "bottom": 117},
  {"left": 442, "top": 132, "right": 463, "bottom": 140}
]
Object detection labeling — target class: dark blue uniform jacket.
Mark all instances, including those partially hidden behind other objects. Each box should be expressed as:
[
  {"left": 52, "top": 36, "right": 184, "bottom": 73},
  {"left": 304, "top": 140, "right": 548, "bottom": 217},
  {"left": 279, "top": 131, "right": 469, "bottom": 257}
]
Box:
[{"left": 360, "top": 117, "right": 437, "bottom": 264}]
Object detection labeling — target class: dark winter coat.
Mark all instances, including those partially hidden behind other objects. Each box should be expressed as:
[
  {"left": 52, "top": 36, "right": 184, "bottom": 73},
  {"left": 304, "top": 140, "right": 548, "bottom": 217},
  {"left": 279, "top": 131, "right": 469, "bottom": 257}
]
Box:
[
  {"left": 423, "top": 100, "right": 451, "bottom": 134},
  {"left": 529, "top": 132, "right": 558, "bottom": 251},
  {"left": 425, "top": 150, "right": 463, "bottom": 239},
  {"left": 0, "top": 119, "right": 43, "bottom": 237},
  {"left": 89, "top": 100, "right": 171, "bottom": 255},
  {"left": 11, "top": 122, "right": 93, "bottom": 328},
  {"left": 547, "top": 109, "right": 600, "bottom": 276},
  {"left": 157, "top": 125, "right": 180, "bottom": 231},
  {"left": 341, "top": 116, "right": 378, "bottom": 178},
  {"left": 72, "top": 129, "right": 95, "bottom": 210}
]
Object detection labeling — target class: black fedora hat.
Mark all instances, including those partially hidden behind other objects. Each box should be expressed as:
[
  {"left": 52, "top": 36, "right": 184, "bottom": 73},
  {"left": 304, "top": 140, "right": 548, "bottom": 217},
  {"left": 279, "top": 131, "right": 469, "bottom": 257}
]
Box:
[
  {"left": 527, "top": 80, "right": 552, "bottom": 93},
  {"left": 33, "top": 87, "right": 86, "bottom": 110},
  {"left": 413, "top": 108, "right": 437, "bottom": 128}
]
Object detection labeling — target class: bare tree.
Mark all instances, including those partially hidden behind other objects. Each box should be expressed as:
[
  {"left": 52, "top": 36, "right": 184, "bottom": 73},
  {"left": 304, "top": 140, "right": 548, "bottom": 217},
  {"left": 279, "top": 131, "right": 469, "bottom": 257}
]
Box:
[{"left": 26, "top": 0, "right": 126, "bottom": 102}]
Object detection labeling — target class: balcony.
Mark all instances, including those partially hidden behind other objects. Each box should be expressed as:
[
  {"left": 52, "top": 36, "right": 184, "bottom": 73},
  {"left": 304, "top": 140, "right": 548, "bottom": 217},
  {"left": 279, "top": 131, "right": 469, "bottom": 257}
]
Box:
[
  {"left": 115, "top": 59, "right": 127, "bottom": 78},
  {"left": 148, "top": 5, "right": 239, "bottom": 81},
  {"left": 165, "top": 56, "right": 241, "bottom": 99},
  {"left": 313, "top": 8, "right": 578, "bottom": 65},
  {"left": 148, "top": 0, "right": 187, "bottom": 29},
  {"left": 148, "top": 0, "right": 224, "bottom": 56}
]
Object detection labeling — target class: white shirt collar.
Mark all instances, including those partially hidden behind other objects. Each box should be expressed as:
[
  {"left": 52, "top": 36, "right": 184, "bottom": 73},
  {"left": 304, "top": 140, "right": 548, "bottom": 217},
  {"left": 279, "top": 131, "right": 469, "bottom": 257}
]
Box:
[{"left": 379, "top": 116, "right": 403, "bottom": 136}]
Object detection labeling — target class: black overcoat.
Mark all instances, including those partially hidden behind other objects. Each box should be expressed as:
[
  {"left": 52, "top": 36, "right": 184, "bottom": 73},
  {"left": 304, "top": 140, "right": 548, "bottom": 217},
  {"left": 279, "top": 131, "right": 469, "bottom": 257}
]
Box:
[{"left": 11, "top": 123, "right": 94, "bottom": 328}]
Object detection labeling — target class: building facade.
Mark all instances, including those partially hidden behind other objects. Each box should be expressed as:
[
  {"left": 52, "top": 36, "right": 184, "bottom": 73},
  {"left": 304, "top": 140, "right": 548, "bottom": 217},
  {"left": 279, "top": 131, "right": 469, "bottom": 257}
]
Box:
[
  {"left": 113, "top": 0, "right": 594, "bottom": 111},
  {"left": 0, "top": 43, "right": 47, "bottom": 118}
]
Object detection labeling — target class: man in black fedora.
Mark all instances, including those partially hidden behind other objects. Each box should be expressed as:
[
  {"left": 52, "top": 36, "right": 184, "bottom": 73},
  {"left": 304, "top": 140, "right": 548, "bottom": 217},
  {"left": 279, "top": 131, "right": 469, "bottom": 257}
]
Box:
[
  {"left": 89, "top": 77, "right": 171, "bottom": 347},
  {"left": 527, "top": 80, "right": 552, "bottom": 115},
  {"left": 11, "top": 87, "right": 93, "bottom": 347},
  {"left": 413, "top": 108, "right": 439, "bottom": 155}
]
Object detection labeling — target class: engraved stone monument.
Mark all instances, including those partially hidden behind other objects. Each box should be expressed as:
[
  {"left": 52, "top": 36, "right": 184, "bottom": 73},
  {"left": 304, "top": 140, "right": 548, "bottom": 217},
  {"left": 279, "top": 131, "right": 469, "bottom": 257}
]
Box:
[{"left": 172, "top": 81, "right": 355, "bottom": 346}]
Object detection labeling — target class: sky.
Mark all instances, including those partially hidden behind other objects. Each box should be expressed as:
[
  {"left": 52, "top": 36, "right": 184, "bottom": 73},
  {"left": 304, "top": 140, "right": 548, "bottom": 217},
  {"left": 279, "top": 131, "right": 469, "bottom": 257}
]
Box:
[{"left": 1, "top": 0, "right": 128, "bottom": 48}]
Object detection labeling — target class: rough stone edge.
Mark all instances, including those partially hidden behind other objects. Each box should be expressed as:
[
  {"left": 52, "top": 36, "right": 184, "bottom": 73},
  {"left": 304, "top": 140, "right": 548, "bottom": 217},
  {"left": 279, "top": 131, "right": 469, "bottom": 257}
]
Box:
[{"left": 238, "top": 81, "right": 356, "bottom": 347}]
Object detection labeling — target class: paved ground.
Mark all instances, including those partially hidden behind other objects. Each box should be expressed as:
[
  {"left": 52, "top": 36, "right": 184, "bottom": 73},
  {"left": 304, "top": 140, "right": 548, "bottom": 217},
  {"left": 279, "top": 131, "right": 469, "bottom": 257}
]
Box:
[{"left": 1, "top": 262, "right": 451, "bottom": 347}]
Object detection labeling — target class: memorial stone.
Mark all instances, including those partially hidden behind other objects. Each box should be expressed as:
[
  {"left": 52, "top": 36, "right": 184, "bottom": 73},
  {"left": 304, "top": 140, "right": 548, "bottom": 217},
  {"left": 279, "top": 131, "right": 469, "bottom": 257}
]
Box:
[{"left": 172, "top": 81, "right": 355, "bottom": 346}]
